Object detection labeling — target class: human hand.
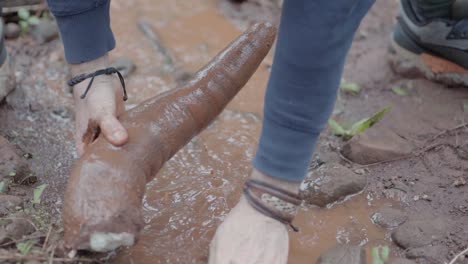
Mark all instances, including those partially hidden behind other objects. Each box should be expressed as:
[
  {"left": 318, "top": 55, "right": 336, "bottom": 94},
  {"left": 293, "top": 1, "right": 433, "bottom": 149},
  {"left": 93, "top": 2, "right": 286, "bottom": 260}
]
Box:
[{"left": 70, "top": 55, "right": 128, "bottom": 155}]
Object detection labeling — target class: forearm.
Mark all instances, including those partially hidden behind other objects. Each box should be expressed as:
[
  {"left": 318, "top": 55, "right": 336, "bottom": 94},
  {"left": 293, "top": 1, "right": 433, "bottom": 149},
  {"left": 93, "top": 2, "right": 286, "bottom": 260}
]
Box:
[{"left": 47, "top": 0, "right": 115, "bottom": 64}]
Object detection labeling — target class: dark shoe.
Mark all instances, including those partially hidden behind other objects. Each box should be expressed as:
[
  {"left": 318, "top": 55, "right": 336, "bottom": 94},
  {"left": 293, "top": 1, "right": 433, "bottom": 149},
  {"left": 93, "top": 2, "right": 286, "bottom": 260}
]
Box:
[{"left": 390, "top": 0, "right": 468, "bottom": 86}]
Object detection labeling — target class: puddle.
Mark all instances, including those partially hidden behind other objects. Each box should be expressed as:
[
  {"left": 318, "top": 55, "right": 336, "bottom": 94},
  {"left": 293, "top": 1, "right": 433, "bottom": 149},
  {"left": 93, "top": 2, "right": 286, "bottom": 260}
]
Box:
[
  {"left": 290, "top": 194, "right": 396, "bottom": 263},
  {"left": 112, "top": 111, "right": 396, "bottom": 263}
]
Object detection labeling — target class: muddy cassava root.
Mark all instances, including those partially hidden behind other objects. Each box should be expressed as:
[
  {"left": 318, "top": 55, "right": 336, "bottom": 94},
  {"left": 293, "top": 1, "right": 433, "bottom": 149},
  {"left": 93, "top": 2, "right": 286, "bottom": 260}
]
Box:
[{"left": 62, "top": 23, "right": 277, "bottom": 251}]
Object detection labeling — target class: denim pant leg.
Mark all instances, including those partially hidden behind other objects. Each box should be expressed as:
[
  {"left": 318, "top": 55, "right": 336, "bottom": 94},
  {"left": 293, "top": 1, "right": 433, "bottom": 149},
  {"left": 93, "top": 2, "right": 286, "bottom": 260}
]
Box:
[{"left": 253, "top": 0, "right": 375, "bottom": 182}]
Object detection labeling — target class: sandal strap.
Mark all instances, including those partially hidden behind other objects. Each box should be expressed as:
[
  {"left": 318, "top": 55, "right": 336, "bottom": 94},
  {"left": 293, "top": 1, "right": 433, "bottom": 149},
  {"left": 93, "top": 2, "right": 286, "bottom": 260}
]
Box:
[{"left": 243, "top": 179, "right": 301, "bottom": 232}]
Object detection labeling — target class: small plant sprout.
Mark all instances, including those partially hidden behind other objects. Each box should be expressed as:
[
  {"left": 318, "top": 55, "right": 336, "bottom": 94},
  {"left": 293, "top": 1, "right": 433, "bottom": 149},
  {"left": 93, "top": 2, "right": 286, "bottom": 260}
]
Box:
[
  {"left": 329, "top": 106, "right": 392, "bottom": 140},
  {"left": 17, "top": 8, "right": 41, "bottom": 33},
  {"left": 391, "top": 86, "right": 408, "bottom": 96},
  {"left": 16, "top": 240, "right": 36, "bottom": 255},
  {"left": 372, "top": 245, "right": 390, "bottom": 264},
  {"left": 0, "top": 181, "right": 6, "bottom": 193},
  {"left": 340, "top": 79, "right": 361, "bottom": 95},
  {"left": 33, "top": 184, "right": 48, "bottom": 204},
  {"left": 463, "top": 99, "right": 468, "bottom": 112}
]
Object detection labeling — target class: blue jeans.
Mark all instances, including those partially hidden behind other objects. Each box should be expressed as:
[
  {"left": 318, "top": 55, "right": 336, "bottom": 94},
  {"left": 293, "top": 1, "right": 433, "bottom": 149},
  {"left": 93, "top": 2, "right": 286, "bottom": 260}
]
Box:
[{"left": 253, "top": 0, "right": 375, "bottom": 182}]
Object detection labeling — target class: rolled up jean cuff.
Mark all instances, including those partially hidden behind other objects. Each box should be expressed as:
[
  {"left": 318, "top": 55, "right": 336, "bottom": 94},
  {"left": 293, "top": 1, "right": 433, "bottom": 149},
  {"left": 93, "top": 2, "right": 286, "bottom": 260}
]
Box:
[{"left": 53, "top": 1, "right": 115, "bottom": 64}]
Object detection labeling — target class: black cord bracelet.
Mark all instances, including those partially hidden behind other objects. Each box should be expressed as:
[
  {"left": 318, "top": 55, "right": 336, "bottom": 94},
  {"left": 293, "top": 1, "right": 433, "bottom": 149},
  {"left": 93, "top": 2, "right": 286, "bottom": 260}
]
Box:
[{"left": 68, "top": 67, "right": 128, "bottom": 101}]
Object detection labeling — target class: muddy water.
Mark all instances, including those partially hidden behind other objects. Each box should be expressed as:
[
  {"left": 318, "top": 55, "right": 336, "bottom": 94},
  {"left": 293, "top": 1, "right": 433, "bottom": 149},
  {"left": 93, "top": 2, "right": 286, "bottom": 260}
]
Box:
[
  {"left": 112, "top": 110, "right": 395, "bottom": 264},
  {"left": 107, "top": 0, "right": 397, "bottom": 263},
  {"left": 290, "top": 195, "right": 395, "bottom": 263}
]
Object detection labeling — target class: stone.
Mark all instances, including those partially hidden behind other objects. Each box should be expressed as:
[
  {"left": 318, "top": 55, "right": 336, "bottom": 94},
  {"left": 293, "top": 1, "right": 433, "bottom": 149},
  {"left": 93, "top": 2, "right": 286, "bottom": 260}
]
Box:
[
  {"left": 0, "top": 136, "right": 30, "bottom": 183},
  {"left": 5, "top": 214, "right": 35, "bottom": 239},
  {"left": 0, "top": 228, "right": 8, "bottom": 244},
  {"left": 300, "top": 163, "right": 367, "bottom": 207},
  {"left": 31, "top": 20, "right": 59, "bottom": 44},
  {"left": 457, "top": 142, "right": 468, "bottom": 160},
  {"left": 391, "top": 258, "right": 417, "bottom": 264},
  {"left": 110, "top": 57, "right": 136, "bottom": 78},
  {"left": 0, "top": 53, "right": 15, "bottom": 102},
  {"left": 317, "top": 244, "right": 365, "bottom": 264},
  {"left": 25, "top": 261, "right": 42, "bottom": 264},
  {"left": 371, "top": 207, "right": 408, "bottom": 229},
  {"left": 0, "top": 195, "right": 23, "bottom": 215},
  {"left": 382, "top": 188, "right": 409, "bottom": 203},
  {"left": 4, "top": 23, "right": 20, "bottom": 39},
  {"left": 406, "top": 245, "right": 448, "bottom": 264},
  {"left": 5, "top": 84, "right": 30, "bottom": 110},
  {"left": 392, "top": 218, "right": 447, "bottom": 249},
  {"left": 51, "top": 107, "right": 72, "bottom": 119},
  {"left": 341, "top": 129, "right": 413, "bottom": 165}
]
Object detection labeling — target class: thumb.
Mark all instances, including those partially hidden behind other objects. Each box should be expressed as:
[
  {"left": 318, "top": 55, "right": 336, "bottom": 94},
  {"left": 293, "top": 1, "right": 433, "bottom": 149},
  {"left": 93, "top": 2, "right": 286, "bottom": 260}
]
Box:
[{"left": 99, "top": 115, "right": 129, "bottom": 146}]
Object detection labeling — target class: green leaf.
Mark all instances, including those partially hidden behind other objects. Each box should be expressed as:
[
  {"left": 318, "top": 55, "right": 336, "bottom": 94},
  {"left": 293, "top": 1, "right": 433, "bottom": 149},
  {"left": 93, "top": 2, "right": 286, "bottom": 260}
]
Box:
[
  {"left": 33, "top": 184, "right": 48, "bottom": 204},
  {"left": 16, "top": 240, "right": 35, "bottom": 255},
  {"left": 463, "top": 99, "right": 468, "bottom": 112},
  {"left": 372, "top": 246, "right": 384, "bottom": 264},
  {"left": 40, "top": 11, "right": 50, "bottom": 20},
  {"left": 328, "top": 119, "right": 347, "bottom": 136},
  {"left": 380, "top": 246, "right": 390, "bottom": 261},
  {"left": 17, "top": 8, "right": 30, "bottom": 20},
  {"left": 27, "top": 16, "right": 40, "bottom": 26},
  {"left": 19, "top": 20, "right": 29, "bottom": 33},
  {"left": 372, "top": 246, "right": 390, "bottom": 264},
  {"left": 349, "top": 106, "right": 392, "bottom": 136},
  {"left": 392, "top": 86, "right": 408, "bottom": 96},
  {"left": 0, "top": 181, "right": 6, "bottom": 194},
  {"left": 329, "top": 106, "right": 392, "bottom": 141},
  {"left": 340, "top": 81, "right": 361, "bottom": 95}
]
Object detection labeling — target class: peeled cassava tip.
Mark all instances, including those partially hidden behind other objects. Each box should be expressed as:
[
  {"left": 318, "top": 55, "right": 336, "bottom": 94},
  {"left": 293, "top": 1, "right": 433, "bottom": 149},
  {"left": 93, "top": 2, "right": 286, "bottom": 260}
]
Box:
[{"left": 62, "top": 22, "right": 277, "bottom": 251}]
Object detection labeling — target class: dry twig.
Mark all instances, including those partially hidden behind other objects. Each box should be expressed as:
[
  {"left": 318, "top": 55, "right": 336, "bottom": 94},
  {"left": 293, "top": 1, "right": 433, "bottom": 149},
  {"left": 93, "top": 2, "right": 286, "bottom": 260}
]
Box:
[{"left": 448, "top": 247, "right": 468, "bottom": 264}]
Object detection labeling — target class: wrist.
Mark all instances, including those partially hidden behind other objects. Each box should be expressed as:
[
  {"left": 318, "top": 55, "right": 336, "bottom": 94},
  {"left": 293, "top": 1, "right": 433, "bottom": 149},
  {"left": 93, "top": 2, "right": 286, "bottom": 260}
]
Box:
[
  {"left": 249, "top": 169, "right": 301, "bottom": 194},
  {"left": 69, "top": 54, "right": 113, "bottom": 98},
  {"left": 69, "top": 54, "right": 110, "bottom": 76}
]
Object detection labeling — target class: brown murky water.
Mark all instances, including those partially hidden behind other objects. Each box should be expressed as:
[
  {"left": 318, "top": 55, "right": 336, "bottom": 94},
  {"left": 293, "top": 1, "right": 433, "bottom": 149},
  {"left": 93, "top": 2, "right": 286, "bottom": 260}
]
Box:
[
  {"left": 111, "top": 110, "right": 395, "bottom": 264},
  {"left": 107, "top": 0, "right": 398, "bottom": 263}
]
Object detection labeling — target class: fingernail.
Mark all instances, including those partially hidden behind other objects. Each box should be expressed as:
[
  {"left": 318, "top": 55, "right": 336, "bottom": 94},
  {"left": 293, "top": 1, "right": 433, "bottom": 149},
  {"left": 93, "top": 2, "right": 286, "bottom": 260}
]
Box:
[{"left": 113, "top": 131, "right": 126, "bottom": 141}]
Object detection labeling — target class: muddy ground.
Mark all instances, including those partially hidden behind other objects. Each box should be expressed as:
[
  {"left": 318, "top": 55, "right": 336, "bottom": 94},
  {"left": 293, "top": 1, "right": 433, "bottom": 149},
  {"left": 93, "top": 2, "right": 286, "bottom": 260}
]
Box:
[{"left": 0, "top": 0, "right": 467, "bottom": 263}]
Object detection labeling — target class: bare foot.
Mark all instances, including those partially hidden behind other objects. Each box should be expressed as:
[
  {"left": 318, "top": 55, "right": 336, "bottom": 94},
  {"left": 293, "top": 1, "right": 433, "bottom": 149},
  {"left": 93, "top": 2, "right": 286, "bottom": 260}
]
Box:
[
  {"left": 209, "top": 170, "right": 300, "bottom": 264},
  {"left": 70, "top": 55, "right": 128, "bottom": 155}
]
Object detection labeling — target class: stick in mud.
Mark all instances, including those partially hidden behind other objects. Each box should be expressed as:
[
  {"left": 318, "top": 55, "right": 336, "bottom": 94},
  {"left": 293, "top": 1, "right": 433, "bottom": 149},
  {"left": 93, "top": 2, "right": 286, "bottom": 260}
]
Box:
[
  {"left": 138, "top": 19, "right": 193, "bottom": 82},
  {"left": 62, "top": 22, "right": 277, "bottom": 252},
  {"left": 138, "top": 20, "right": 176, "bottom": 68}
]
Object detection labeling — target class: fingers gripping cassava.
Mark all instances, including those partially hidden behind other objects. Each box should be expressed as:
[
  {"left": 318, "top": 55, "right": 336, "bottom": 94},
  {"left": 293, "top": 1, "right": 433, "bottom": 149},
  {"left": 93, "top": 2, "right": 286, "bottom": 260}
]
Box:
[{"left": 62, "top": 23, "right": 277, "bottom": 252}]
